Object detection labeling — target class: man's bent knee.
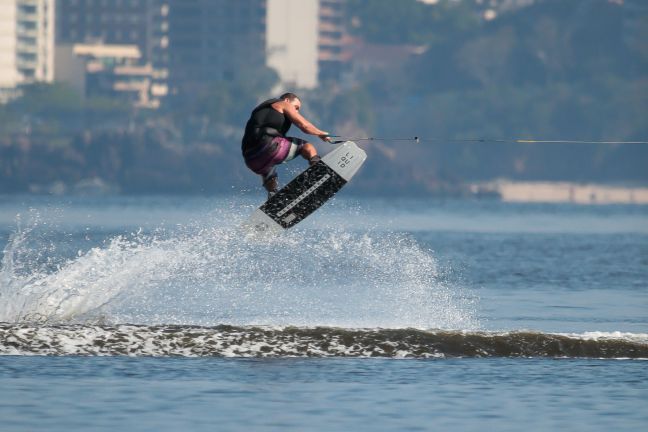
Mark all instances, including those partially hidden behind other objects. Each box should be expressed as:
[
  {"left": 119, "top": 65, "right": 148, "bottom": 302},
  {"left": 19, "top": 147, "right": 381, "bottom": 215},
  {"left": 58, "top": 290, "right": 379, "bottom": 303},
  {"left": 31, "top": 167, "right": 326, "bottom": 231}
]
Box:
[{"left": 300, "top": 143, "right": 317, "bottom": 159}]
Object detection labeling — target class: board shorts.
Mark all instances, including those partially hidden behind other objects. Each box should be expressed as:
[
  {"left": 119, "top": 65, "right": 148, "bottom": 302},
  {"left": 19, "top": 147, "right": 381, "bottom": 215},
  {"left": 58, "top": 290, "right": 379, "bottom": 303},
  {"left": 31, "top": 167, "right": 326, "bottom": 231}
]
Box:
[{"left": 244, "top": 136, "right": 307, "bottom": 180}]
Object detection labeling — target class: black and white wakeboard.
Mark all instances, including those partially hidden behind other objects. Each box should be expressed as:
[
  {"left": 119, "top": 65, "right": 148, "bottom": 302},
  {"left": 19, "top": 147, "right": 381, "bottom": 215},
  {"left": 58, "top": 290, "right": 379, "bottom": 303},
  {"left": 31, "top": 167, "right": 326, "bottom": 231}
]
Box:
[{"left": 246, "top": 141, "right": 366, "bottom": 234}]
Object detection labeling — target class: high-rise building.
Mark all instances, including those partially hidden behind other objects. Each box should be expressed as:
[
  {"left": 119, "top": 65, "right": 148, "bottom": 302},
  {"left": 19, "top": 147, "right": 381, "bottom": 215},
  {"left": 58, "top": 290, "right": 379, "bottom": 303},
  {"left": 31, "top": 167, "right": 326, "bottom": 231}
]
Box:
[
  {"left": 266, "top": 0, "right": 319, "bottom": 90},
  {"left": 166, "top": 0, "right": 266, "bottom": 94},
  {"left": 55, "top": 0, "right": 269, "bottom": 103},
  {"left": 54, "top": 0, "right": 169, "bottom": 106},
  {"left": 17, "top": 0, "right": 56, "bottom": 83},
  {"left": 56, "top": 0, "right": 168, "bottom": 67},
  {"left": 265, "top": 0, "right": 350, "bottom": 90},
  {"left": 0, "top": 0, "right": 19, "bottom": 100},
  {"left": 0, "top": 0, "right": 55, "bottom": 102},
  {"left": 317, "top": 0, "right": 348, "bottom": 83}
]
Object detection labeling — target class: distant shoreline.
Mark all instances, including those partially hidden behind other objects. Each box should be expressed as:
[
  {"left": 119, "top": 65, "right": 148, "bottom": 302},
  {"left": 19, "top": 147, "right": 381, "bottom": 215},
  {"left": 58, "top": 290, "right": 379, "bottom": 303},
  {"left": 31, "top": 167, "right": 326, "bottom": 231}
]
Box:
[
  {"left": 471, "top": 181, "right": 648, "bottom": 205},
  {"left": 4, "top": 178, "right": 648, "bottom": 205}
]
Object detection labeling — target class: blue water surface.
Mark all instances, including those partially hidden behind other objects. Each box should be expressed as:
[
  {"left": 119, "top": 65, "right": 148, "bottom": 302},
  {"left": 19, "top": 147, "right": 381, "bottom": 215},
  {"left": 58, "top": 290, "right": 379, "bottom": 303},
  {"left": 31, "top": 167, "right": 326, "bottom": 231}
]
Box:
[
  {"left": 1, "top": 357, "right": 647, "bottom": 432},
  {"left": 1, "top": 195, "right": 647, "bottom": 431}
]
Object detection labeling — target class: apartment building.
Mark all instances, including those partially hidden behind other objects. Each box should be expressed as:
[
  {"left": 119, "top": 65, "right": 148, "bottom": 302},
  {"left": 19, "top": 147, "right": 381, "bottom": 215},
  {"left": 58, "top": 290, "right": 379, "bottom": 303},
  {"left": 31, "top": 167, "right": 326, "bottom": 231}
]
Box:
[
  {"left": 266, "top": 0, "right": 350, "bottom": 91},
  {"left": 0, "top": 0, "right": 55, "bottom": 102},
  {"left": 56, "top": 0, "right": 167, "bottom": 66},
  {"left": 166, "top": 0, "right": 267, "bottom": 94},
  {"left": 266, "top": 0, "right": 319, "bottom": 90},
  {"left": 54, "top": 0, "right": 168, "bottom": 106},
  {"left": 317, "top": 0, "right": 348, "bottom": 83}
]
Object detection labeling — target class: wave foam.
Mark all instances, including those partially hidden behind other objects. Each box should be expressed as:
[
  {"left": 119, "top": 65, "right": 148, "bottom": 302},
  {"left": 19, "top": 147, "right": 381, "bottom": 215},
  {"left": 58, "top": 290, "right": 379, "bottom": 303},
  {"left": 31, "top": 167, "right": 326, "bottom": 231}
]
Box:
[{"left": 1, "top": 324, "right": 646, "bottom": 359}]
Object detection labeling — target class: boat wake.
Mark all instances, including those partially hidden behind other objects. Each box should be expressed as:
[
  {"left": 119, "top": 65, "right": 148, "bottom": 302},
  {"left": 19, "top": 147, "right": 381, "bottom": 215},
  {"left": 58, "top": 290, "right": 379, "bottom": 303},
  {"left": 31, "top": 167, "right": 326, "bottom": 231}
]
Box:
[{"left": 1, "top": 324, "right": 646, "bottom": 359}]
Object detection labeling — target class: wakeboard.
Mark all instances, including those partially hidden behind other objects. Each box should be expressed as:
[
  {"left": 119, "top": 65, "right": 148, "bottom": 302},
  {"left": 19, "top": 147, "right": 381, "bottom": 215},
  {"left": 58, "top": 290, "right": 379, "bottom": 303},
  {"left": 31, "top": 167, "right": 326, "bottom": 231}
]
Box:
[{"left": 246, "top": 141, "right": 366, "bottom": 234}]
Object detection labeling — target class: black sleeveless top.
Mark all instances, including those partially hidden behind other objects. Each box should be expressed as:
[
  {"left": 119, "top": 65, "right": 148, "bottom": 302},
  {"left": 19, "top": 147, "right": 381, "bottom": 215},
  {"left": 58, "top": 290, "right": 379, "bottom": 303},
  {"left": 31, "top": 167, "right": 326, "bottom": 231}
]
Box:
[{"left": 242, "top": 98, "right": 292, "bottom": 156}]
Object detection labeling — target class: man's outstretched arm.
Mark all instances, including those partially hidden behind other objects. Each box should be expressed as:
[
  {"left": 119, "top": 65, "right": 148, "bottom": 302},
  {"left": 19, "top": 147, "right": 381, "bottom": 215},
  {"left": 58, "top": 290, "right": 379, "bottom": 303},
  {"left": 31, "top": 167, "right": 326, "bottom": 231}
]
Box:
[{"left": 280, "top": 102, "right": 331, "bottom": 142}]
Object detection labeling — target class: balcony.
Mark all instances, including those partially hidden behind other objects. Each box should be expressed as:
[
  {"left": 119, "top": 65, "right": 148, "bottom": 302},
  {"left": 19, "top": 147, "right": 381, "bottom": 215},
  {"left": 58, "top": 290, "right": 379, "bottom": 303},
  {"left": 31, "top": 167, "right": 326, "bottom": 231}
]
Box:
[
  {"left": 114, "top": 64, "right": 154, "bottom": 76},
  {"left": 319, "top": 21, "right": 342, "bottom": 32},
  {"left": 17, "top": 5, "right": 38, "bottom": 22},
  {"left": 113, "top": 80, "right": 149, "bottom": 93},
  {"left": 16, "top": 43, "right": 38, "bottom": 55},
  {"left": 17, "top": 27, "right": 38, "bottom": 38},
  {"left": 16, "top": 57, "right": 37, "bottom": 69},
  {"left": 319, "top": 5, "right": 343, "bottom": 18},
  {"left": 318, "top": 37, "right": 342, "bottom": 46},
  {"left": 318, "top": 51, "right": 343, "bottom": 61}
]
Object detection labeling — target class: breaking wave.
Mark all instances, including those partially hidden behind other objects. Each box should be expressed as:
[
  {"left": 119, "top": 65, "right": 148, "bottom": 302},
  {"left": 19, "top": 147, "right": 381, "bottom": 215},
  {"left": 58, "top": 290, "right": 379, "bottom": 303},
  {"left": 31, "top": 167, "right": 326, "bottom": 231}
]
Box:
[{"left": 1, "top": 324, "right": 646, "bottom": 359}]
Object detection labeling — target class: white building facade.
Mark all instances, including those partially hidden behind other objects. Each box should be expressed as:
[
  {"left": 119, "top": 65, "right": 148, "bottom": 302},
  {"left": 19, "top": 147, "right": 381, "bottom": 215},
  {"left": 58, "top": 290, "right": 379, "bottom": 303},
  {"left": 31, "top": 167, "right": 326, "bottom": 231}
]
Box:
[
  {"left": 266, "top": 0, "right": 319, "bottom": 90},
  {"left": 0, "top": 0, "right": 55, "bottom": 101}
]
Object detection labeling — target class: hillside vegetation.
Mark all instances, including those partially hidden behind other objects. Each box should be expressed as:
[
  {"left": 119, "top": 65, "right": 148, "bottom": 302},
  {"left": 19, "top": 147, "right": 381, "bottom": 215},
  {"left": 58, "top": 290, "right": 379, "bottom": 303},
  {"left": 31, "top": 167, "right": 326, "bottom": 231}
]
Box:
[{"left": 1, "top": 0, "right": 646, "bottom": 195}]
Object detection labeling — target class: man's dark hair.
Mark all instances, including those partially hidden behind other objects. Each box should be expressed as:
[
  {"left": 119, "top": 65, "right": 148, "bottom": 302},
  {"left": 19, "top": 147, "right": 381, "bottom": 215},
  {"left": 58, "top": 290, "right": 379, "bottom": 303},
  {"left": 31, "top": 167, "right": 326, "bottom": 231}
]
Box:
[{"left": 280, "top": 92, "right": 299, "bottom": 101}]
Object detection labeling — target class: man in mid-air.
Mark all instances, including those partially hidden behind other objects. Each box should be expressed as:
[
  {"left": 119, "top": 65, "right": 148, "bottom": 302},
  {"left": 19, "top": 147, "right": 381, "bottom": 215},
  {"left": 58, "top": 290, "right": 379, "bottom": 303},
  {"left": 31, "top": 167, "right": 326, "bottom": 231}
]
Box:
[{"left": 241, "top": 92, "right": 331, "bottom": 198}]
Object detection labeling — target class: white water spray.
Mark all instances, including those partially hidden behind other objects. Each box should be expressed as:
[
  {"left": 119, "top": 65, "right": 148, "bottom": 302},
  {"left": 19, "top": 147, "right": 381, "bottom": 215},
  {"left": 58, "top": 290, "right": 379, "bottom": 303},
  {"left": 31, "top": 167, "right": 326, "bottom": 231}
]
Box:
[{"left": 0, "top": 206, "right": 478, "bottom": 329}]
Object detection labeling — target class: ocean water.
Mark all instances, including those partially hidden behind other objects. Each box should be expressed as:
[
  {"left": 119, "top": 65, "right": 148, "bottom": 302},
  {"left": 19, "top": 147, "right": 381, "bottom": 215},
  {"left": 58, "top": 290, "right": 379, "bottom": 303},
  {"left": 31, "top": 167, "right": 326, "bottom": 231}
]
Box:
[{"left": 0, "top": 194, "right": 647, "bottom": 431}]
